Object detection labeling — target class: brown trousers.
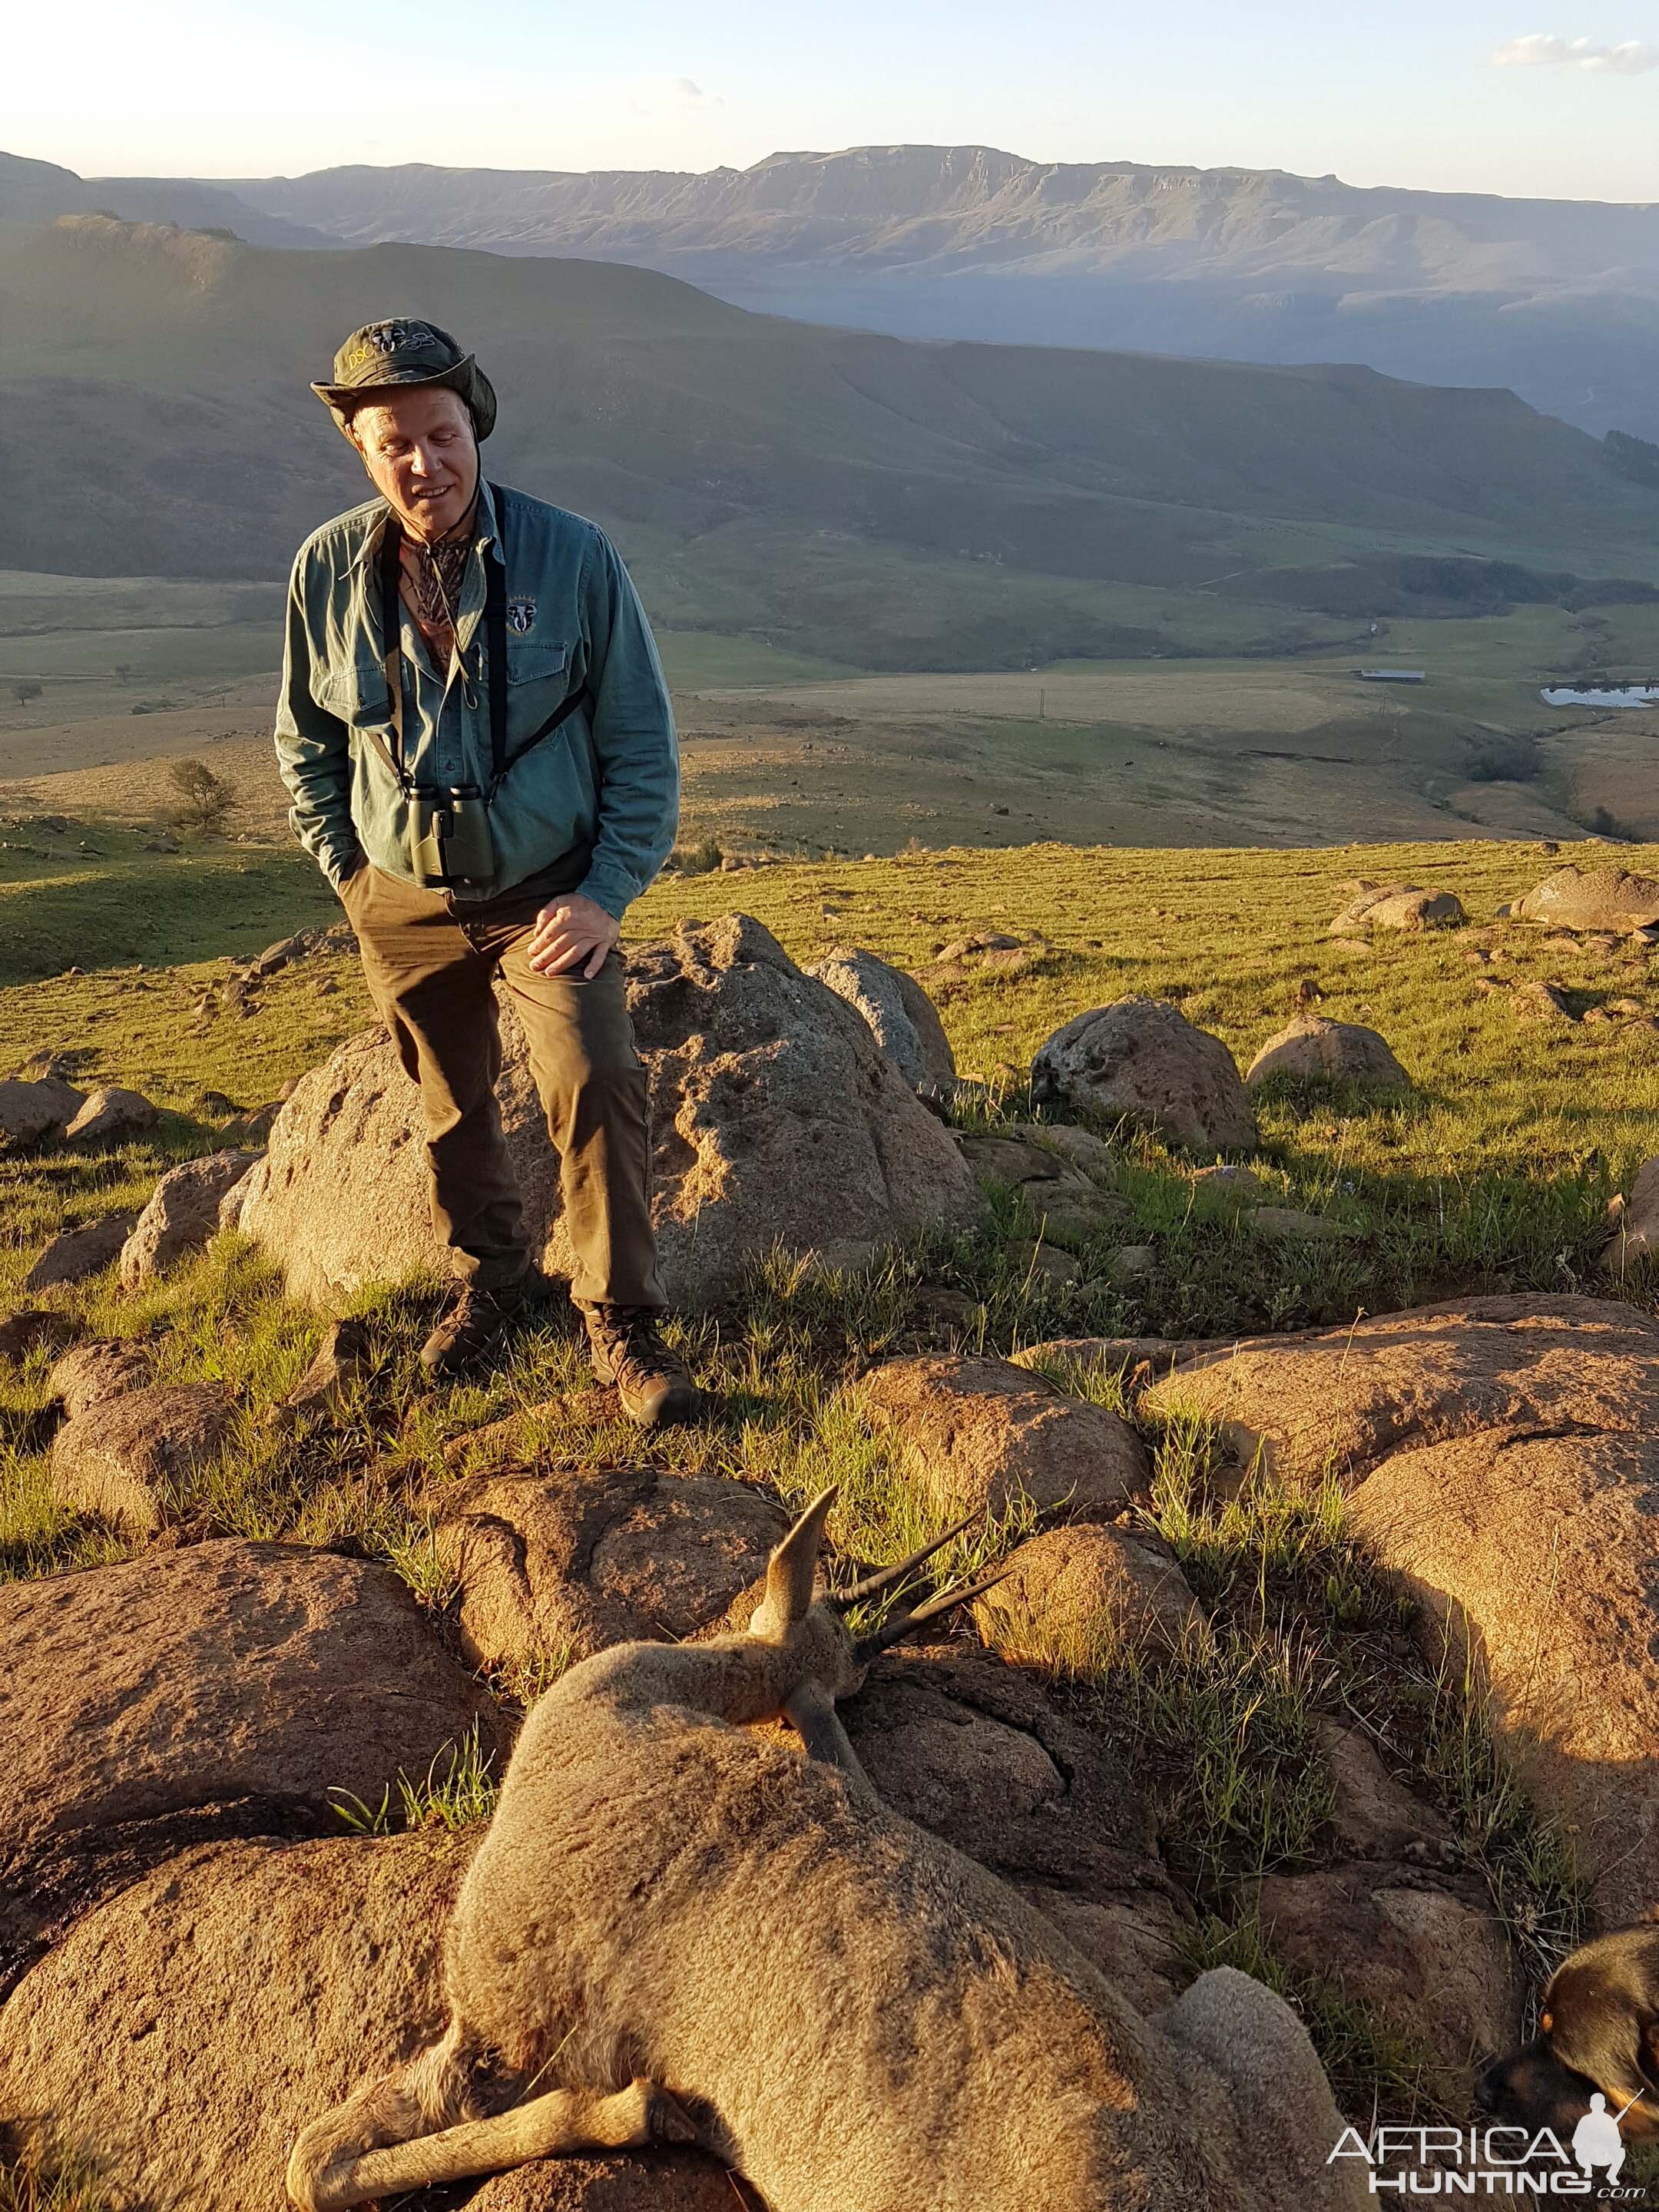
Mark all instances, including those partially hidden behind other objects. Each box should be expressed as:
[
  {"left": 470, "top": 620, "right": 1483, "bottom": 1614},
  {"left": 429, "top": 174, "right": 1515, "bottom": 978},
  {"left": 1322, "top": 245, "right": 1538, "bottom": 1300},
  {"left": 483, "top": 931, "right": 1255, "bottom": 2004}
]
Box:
[{"left": 341, "top": 863, "right": 664, "bottom": 1310}]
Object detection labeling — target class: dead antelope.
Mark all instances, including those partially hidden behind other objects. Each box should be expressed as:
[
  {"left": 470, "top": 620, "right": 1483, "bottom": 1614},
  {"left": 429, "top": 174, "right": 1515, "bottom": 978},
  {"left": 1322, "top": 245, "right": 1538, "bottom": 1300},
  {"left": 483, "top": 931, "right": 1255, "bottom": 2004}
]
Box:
[{"left": 288, "top": 1491, "right": 1364, "bottom": 2212}]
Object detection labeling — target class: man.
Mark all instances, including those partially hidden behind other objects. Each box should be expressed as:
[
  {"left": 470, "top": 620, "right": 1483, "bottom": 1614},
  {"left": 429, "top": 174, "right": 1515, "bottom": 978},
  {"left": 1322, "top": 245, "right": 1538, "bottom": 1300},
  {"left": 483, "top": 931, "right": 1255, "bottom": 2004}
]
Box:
[{"left": 274, "top": 316, "right": 697, "bottom": 1426}]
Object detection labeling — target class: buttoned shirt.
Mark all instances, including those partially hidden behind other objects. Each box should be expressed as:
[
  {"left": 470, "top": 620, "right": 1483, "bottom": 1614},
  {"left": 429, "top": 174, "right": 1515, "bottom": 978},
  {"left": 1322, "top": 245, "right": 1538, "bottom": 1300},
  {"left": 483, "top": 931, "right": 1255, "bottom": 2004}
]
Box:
[{"left": 274, "top": 479, "right": 678, "bottom": 914}]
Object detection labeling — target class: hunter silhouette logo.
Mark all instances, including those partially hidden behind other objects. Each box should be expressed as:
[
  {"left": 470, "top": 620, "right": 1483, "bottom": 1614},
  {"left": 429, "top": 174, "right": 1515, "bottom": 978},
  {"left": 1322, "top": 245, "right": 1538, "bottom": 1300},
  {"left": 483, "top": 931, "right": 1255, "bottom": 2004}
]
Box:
[{"left": 1574, "top": 2094, "right": 1642, "bottom": 2187}]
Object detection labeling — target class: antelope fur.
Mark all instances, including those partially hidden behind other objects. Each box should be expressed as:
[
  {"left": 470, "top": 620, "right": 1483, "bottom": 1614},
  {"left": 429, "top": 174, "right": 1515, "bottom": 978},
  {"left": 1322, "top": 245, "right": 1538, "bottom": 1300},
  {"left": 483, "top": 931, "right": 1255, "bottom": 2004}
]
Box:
[{"left": 288, "top": 1489, "right": 1363, "bottom": 2211}]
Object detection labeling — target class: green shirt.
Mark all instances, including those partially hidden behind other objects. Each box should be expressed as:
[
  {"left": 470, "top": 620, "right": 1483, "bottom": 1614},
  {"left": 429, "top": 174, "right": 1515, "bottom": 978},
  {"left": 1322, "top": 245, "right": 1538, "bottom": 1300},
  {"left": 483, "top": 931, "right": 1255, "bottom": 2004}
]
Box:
[{"left": 273, "top": 479, "right": 678, "bottom": 916}]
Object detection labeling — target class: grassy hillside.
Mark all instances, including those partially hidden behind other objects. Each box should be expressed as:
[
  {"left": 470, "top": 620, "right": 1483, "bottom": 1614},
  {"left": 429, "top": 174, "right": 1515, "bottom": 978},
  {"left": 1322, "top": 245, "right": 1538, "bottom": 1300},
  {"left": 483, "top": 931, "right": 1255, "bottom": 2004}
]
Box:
[
  {"left": 4, "top": 827, "right": 1656, "bottom": 2142},
  {"left": 1, "top": 216, "right": 1654, "bottom": 673},
  {"left": 5, "top": 830, "right": 1656, "bottom": 1287}
]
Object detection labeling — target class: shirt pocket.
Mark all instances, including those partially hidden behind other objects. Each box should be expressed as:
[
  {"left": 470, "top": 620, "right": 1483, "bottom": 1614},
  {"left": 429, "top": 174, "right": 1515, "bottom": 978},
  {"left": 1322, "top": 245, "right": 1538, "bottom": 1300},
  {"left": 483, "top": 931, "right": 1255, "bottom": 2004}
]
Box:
[
  {"left": 504, "top": 636, "right": 575, "bottom": 740},
  {"left": 315, "top": 657, "right": 391, "bottom": 733}
]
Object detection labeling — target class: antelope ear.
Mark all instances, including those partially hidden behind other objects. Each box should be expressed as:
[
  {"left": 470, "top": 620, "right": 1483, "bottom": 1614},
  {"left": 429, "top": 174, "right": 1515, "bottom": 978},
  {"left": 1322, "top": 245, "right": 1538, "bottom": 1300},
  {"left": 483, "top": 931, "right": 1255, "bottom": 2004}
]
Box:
[
  {"left": 753, "top": 1487, "right": 838, "bottom": 1637},
  {"left": 1641, "top": 2016, "right": 1659, "bottom": 2084}
]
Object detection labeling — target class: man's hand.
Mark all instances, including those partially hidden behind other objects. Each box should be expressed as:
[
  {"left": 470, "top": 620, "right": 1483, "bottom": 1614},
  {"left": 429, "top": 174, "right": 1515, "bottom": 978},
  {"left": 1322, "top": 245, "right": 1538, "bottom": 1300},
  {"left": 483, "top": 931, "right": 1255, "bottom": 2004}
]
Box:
[{"left": 526, "top": 892, "right": 620, "bottom": 979}]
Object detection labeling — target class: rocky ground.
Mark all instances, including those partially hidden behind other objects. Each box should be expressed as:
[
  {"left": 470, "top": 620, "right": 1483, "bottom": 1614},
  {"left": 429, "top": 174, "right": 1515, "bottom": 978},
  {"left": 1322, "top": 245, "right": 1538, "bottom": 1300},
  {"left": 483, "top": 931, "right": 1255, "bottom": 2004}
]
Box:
[{"left": 2, "top": 849, "right": 1659, "bottom": 2207}]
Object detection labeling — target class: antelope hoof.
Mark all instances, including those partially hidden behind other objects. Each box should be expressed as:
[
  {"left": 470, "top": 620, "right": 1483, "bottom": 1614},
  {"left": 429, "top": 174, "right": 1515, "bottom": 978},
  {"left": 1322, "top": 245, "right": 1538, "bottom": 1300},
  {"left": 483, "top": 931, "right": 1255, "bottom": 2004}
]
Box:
[{"left": 633, "top": 2078, "right": 700, "bottom": 2147}]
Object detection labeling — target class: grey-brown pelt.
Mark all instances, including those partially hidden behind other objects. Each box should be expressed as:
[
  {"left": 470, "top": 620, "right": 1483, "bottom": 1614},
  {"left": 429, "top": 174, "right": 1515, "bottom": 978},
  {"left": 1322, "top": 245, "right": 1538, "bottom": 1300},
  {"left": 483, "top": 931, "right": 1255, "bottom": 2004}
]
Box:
[{"left": 288, "top": 1492, "right": 1364, "bottom": 2211}]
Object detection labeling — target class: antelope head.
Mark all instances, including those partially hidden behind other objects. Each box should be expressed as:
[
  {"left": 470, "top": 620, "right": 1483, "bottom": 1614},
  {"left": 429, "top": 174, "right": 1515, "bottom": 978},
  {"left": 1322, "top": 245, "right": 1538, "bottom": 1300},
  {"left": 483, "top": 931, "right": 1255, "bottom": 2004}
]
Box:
[{"left": 746, "top": 1486, "right": 1008, "bottom": 1783}]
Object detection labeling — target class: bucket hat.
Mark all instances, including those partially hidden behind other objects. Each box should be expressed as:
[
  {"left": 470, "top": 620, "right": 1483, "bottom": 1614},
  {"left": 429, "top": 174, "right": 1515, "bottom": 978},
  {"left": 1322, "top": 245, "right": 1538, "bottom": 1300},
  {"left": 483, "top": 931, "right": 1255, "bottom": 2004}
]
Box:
[{"left": 310, "top": 318, "right": 497, "bottom": 440}]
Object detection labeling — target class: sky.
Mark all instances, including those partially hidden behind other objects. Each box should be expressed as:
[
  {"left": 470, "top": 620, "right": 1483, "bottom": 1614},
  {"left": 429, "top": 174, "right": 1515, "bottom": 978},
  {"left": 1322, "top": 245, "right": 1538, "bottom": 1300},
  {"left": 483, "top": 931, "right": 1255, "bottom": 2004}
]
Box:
[{"left": 5, "top": 0, "right": 1657, "bottom": 203}]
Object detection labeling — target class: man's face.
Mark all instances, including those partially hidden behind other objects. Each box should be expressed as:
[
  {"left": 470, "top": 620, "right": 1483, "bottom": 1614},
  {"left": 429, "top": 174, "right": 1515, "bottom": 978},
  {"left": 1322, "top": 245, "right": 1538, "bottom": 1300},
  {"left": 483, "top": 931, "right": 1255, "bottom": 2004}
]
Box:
[{"left": 349, "top": 385, "right": 478, "bottom": 541}]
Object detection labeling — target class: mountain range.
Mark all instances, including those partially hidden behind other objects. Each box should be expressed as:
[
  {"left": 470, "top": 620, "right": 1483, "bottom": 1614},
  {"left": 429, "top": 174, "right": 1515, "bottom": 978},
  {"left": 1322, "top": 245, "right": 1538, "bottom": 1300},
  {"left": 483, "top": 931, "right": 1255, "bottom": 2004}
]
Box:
[
  {"left": 1, "top": 209, "right": 1654, "bottom": 669},
  {"left": 7, "top": 143, "right": 1657, "bottom": 442}
]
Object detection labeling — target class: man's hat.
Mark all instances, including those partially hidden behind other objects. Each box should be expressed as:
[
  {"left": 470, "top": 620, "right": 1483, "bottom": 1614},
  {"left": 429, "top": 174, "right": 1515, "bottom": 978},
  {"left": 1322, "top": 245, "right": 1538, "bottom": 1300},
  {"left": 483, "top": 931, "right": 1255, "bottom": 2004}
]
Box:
[{"left": 310, "top": 318, "right": 497, "bottom": 440}]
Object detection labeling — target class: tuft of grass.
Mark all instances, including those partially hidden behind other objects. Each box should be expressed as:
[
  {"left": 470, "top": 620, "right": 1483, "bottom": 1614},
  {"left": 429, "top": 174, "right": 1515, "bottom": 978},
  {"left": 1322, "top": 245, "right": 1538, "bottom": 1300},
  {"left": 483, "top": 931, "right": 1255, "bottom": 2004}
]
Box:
[
  {"left": 487, "top": 1638, "right": 584, "bottom": 1714},
  {"left": 1412, "top": 1611, "right": 1588, "bottom": 1998},
  {"left": 329, "top": 1723, "right": 499, "bottom": 1837},
  {"left": 0, "top": 2151, "right": 114, "bottom": 2212},
  {"left": 1094, "top": 1610, "right": 1339, "bottom": 1896}
]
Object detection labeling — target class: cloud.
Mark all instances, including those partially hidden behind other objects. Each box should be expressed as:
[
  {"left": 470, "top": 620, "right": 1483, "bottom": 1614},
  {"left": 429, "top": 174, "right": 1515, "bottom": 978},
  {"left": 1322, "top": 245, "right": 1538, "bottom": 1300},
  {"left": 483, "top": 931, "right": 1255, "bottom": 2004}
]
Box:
[
  {"left": 1492, "top": 31, "right": 1659, "bottom": 73},
  {"left": 623, "top": 75, "right": 724, "bottom": 114}
]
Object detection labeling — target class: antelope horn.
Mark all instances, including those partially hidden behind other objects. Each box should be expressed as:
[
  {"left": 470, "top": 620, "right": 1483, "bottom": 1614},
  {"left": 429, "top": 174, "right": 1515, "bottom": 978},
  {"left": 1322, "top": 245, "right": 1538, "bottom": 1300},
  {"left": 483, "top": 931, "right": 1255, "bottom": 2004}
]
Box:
[
  {"left": 823, "top": 1510, "right": 983, "bottom": 1611},
  {"left": 851, "top": 1568, "right": 1015, "bottom": 1664}
]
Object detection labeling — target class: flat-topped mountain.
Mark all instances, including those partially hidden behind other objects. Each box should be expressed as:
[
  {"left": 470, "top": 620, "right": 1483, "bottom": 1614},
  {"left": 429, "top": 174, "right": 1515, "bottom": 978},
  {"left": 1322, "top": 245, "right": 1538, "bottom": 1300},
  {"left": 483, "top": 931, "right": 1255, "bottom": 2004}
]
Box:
[
  {"left": 223, "top": 143, "right": 1659, "bottom": 293},
  {"left": 53, "top": 141, "right": 1657, "bottom": 443}
]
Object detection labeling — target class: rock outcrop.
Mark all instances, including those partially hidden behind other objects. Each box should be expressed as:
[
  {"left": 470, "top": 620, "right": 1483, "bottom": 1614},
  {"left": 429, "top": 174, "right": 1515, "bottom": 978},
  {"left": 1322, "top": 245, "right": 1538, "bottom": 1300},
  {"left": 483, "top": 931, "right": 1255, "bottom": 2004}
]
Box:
[
  {"left": 1513, "top": 863, "right": 1659, "bottom": 934},
  {"left": 1327, "top": 884, "right": 1466, "bottom": 936},
  {"left": 1142, "top": 1293, "right": 1659, "bottom": 1922},
  {"left": 236, "top": 916, "right": 978, "bottom": 1310},
  {"left": 48, "top": 1338, "right": 154, "bottom": 1419},
  {"left": 955, "top": 1130, "right": 1133, "bottom": 1249},
  {"left": 119, "top": 1149, "right": 262, "bottom": 1284},
  {"left": 22, "top": 1210, "right": 139, "bottom": 1291},
  {"left": 803, "top": 945, "right": 956, "bottom": 1089},
  {"left": 1348, "top": 1425, "right": 1659, "bottom": 1925},
  {"left": 1253, "top": 1869, "right": 1520, "bottom": 2075},
  {"left": 0, "top": 1075, "right": 84, "bottom": 1150},
  {"left": 439, "top": 1467, "right": 790, "bottom": 1672},
  {"left": 853, "top": 1353, "right": 1147, "bottom": 1520},
  {"left": 1138, "top": 1293, "right": 1659, "bottom": 1490},
  {"left": 1513, "top": 979, "right": 1577, "bottom": 1023},
  {"left": 1244, "top": 1016, "right": 1409, "bottom": 1092},
  {"left": 48, "top": 1382, "right": 231, "bottom": 1534},
  {"left": 62, "top": 1086, "right": 159, "bottom": 1145},
  {"left": 0, "top": 1833, "right": 472, "bottom": 2212},
  {"left": 0, "top": 1540, "right": 505, "bottom": 1962},
  {"left": 972, "top": 1522, "right": 1202, "bottom": 1665},
  {"left": 1030, "top": 999, "right": 1257, "bottom": 1151}
]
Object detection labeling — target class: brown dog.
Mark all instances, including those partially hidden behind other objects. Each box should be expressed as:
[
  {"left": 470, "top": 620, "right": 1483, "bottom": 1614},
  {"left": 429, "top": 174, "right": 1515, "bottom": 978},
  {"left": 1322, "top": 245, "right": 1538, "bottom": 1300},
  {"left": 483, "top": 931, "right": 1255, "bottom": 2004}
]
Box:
[{"left": 1476, "top": 1926, "right": 1659, "bottom": 2140}]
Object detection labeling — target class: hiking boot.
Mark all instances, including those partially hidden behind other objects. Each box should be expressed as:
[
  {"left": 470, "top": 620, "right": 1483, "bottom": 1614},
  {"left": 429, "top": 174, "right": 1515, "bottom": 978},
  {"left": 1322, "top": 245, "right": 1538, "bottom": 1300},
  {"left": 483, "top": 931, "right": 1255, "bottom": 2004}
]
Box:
[
  {"left": 585, "top": 1306, "right": 700, "bottom": 1428},
  {"left": 419, "top": 1279, "right": 525, "bottom": 1380}
]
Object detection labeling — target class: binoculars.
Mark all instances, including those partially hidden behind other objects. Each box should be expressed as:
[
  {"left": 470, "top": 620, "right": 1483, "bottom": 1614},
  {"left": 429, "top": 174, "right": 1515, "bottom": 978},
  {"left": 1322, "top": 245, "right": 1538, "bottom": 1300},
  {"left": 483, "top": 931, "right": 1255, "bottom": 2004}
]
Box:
[{"left": 410, "top": 788, "right": 496, "bottom": 889}]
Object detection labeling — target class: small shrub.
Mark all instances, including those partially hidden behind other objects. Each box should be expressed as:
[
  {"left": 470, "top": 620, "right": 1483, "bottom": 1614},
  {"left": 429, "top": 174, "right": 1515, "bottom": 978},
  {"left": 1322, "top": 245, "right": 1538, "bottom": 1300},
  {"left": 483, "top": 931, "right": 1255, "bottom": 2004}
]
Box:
[
  {"left": 1464, "top": 733, "right": 1541, "bottom": 784},
  {"left": 166, "top": 758, "right": 238, "bottom": 835},
  {"left": 668, "top": 836, "right": 723, "bottom": 876}
]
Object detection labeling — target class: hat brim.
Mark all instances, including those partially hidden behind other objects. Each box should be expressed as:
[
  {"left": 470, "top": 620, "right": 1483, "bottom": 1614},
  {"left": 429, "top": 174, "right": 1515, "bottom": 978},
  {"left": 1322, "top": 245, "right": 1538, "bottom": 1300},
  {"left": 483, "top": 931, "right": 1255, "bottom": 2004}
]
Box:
[{"left": 311, "top": 355, "right": 496, "bottom": 440}]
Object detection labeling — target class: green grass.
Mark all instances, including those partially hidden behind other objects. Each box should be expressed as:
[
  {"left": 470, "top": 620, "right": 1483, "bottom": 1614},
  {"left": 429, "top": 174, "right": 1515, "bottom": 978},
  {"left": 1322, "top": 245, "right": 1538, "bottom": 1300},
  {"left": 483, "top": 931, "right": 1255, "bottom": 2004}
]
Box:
[
  {"left": 0, "top": 829, "right": 339, "bottom": 985},
  {"left": 329, "top": 1721, "right": 501, "bottom": 1836},
  {"left": 2, "top": 826, "right": 1652, "bottom": 2128},
  {"left": 0, "top": 2147, "right": 113, "bottom": 2212}
]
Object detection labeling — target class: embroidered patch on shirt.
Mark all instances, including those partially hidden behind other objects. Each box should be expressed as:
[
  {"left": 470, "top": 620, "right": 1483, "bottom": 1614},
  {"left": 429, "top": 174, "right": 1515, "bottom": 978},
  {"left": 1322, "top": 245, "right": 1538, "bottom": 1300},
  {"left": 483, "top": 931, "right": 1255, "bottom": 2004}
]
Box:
[{"left": 506, "top": 596, "right": 537, "bottom": 634}]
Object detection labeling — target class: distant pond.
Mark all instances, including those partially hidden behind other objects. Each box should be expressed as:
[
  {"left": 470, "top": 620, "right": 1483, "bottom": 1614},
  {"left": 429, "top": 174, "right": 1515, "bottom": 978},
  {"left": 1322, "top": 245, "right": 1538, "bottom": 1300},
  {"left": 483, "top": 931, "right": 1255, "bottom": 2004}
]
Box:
[{"left": 1540, "top": 684, "right": 1659, "bottom": 708}]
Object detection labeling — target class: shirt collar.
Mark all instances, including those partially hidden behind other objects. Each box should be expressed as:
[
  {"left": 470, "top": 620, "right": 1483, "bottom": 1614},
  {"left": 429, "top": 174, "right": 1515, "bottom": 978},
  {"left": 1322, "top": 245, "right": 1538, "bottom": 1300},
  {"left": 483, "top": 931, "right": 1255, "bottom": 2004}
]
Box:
[{"left": 347, "top": 477, "right": 498, "bottom": 575}]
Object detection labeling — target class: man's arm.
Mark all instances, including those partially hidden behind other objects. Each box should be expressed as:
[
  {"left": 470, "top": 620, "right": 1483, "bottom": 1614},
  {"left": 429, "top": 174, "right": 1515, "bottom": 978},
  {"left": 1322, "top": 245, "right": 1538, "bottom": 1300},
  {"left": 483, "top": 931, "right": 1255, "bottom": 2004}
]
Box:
[
  {"left": 273, "top": 556, "right": 363, "bottom": 892},
  {"left": 571, "top": 528, "right": 680, "bottom": 921}
]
